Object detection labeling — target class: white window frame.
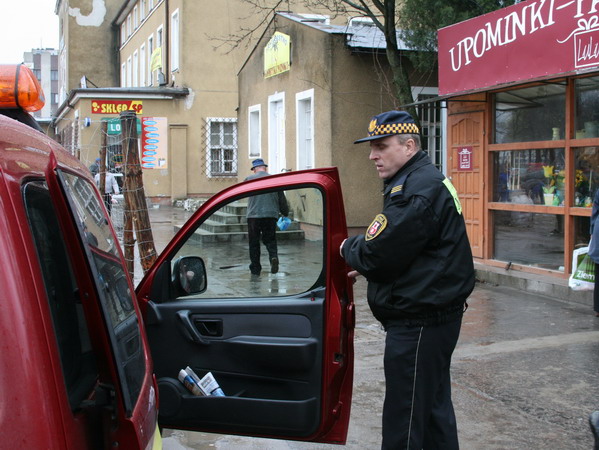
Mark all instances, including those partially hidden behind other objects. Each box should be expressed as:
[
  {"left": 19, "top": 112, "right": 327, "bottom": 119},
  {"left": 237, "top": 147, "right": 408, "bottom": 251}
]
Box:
[
  {"left": 170, "top": 9, "right": 180, "bottom": 72},
  {"left": 127, "top": 14, "right": 132, "bottom": 37},
  {"left": 126, "top": 56, "right": 132, "bottom": 87},
  {"left": 140, "top": 44, "right": 146, "bottom": 86},
  {"left": 248, "top": 105, "right": 261, "bottom": 158},
  {"left": 148, "top": 34, "right": 154, "bottom": 85},
  {"left": 157, "top": 25, "right": 163, "bottom": 48},
  {"left": 121, "top": 63, "right": 126, "bottom": 87},
  {"left": 121, "top": 23, "right": 127, "bottom": 45},
  {"left": 140, "top": 0, "right": 146, "bottom": 20},
  {"left": 133, "top": 50, "right": 139, "bottom": 87},
  {"left": 268, "top": 92, "right": 286, "bottom": 174},
  {"left": 205, "top": 118, "right": 238, "bottom": 178},
  {"left": 295, "top": 89, "right": 315, "bottom": 170},
  {"left": 133, "top": 6, "right": 139, "bottom": 29}
]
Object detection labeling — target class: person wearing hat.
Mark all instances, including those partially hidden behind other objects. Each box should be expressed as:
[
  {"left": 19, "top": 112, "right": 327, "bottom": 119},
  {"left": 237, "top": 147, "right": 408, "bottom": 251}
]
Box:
[
  {"left": 89, "top": 157, "right": 101, "bottom": 177},
  {"left": 339, "top": 110, "right": 475, "bottom": 449},
  {"left": 244, "top": 159, "right": 289, "bottom": 279}
]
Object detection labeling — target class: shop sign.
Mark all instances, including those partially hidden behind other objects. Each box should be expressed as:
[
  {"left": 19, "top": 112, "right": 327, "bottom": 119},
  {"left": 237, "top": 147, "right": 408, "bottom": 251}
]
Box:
[
  {"left": 101, "top": 117, "right": 142, "bottom": 135},
  {"left": 264, "top": 32, "right": 291, "bottom": 78},
  {"left": 92, "top": 100, "right": 143, "bottom": 114},
  {"left": 458, "top": 147, "right": 473, "bottom": 171},
  {"left": 141, "top": 117, "right": 168, "bottom": 169},
  {"left": 438, "top": 0, "right": 599, "bottom": 95}
]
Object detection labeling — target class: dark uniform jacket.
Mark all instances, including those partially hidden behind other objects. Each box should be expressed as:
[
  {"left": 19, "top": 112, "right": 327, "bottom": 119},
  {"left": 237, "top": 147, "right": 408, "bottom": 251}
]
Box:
[{"left": 342, "top": 150, "right": 475, "bottom": 327}]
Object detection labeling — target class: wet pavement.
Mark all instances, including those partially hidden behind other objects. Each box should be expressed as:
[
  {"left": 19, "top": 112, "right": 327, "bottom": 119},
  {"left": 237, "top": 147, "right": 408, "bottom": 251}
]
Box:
[{"left": 143, "top": 206, "right": 599, "bottom": 449}]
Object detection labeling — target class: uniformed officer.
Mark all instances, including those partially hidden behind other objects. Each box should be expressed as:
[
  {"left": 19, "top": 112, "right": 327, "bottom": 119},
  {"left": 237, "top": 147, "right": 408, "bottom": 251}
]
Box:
[{"left": 340, "top": 110, "right": 475, "bottom": 449}]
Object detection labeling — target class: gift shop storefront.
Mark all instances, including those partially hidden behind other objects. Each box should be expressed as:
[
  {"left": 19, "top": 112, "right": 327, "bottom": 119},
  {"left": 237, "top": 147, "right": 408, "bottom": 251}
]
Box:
[{"left": 437, "top": 0, "right": 599, "bottom": 277}]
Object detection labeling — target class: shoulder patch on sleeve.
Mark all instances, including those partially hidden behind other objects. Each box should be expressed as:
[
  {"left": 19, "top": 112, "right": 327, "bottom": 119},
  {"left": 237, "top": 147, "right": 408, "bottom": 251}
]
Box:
[
  {"left": 442, "top": 178, "right": 463, "bottom": 214},
  {"left": 365, "top": 214, "right": 387, "bottom": 241}
]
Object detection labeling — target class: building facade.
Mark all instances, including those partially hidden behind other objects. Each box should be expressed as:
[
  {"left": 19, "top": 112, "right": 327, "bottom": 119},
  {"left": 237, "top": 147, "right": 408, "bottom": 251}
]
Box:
[
  {"left": 23, "top": 48, "right": 60, "bottom": 123},
  {"left": 52, "top": 0, "right": 345, "bottom": 203}
]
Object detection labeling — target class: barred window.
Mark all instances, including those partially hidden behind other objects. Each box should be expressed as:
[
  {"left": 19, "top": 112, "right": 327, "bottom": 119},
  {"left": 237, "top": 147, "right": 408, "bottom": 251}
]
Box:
[
  {"left": 206, "top": 118, "right": 238, "bottom": 177},
  {"left": 416, "top": 94, "right": 444, "bottom": 173}
]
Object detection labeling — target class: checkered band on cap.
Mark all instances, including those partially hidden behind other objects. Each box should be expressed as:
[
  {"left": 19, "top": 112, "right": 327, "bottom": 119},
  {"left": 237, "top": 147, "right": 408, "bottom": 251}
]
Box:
[
  {"left": 354, "top": 110, "right": 420, "bottom": 144},
  {"left": 368, "top": 121, "right": 419, "bottom": 137}
]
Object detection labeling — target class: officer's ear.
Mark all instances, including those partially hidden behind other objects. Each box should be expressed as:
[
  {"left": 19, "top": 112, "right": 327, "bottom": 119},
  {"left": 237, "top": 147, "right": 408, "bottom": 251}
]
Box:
[{"left": 404, "top": 137, "right": 417, "bottom": 156}]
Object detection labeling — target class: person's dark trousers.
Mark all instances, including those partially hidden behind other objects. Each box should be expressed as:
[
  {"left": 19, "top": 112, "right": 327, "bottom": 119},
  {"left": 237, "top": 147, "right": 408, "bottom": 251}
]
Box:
[
  {"left": 247, "top": 217, "right": 278, "bottom": 275},
  {"left": 382, "top": 316, "right": 462, "bottom": 450},
  {"left": 103, "top": 193, "right": 112, "bottom": 214}
]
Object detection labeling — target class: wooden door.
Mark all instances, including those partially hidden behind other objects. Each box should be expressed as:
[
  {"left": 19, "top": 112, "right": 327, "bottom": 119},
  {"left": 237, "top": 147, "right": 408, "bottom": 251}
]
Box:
[{"left": 448, "top": 112, "right": 484, "bottom": 258}]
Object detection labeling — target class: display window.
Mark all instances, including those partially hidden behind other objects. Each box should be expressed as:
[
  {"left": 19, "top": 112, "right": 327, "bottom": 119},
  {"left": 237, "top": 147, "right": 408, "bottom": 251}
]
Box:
[
  {"left": 493, "top": 211, "right": 564, "bottom": 271},
  {"left": 493, "top": 149, "right": 565, "bottom": 206},
  {"left": 488, "top": 76, "right": 599, "bottom": 273},
  {"left": 494, "top": 84, "right": 566, "bottom": 144}
]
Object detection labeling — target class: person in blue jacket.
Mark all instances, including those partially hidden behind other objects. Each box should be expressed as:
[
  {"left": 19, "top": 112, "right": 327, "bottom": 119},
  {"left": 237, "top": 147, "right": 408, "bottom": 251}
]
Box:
[{"left": 340, "top": 110, "right": 475, "bottom": 449}]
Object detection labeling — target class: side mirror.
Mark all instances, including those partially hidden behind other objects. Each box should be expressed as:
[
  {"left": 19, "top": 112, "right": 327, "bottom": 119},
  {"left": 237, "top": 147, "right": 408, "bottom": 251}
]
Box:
[{"left": 172, "top": 256, "right": 207, "bottom": 296}]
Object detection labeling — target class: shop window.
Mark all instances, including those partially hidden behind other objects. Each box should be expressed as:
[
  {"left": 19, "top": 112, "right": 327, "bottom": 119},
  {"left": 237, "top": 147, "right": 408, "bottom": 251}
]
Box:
[
  {"left": 493, "top": 149, "right": 565, "bottom": 206},
  {"left": 575, "top": 76, "right": 599, "bottom": 138},
  {"left": 494, "top": 84, "right": 566, "bottom": 144},
  {"left": 573, "top": 147, "right": 599, "bottom": 207},
  {"left": 493, "top": 211, "right": 564, "bottom": 271}
]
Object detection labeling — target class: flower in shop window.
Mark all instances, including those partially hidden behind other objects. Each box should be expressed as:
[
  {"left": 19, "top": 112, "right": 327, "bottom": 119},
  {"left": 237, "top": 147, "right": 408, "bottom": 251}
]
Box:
[{"left": 542, "top": 165, "right": 564, "bottom": 206}]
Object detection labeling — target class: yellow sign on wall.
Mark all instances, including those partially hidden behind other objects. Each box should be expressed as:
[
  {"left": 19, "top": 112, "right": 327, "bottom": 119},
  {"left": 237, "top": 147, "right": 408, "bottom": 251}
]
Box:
[
  {"left": 264, "top": 32, "right": 291, "bottom": 78},
  {"left": 150, "top": 47, "right": 163, "bottom": 72}
]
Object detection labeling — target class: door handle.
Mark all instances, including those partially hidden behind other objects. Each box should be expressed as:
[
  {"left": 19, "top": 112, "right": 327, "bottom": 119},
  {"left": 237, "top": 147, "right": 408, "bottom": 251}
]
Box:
[
  {"left": 176, "top": 310, "right": 209, "bottom": 345},
  {"left": 196, "top": 319, "right": 223, "bottom": 337}
]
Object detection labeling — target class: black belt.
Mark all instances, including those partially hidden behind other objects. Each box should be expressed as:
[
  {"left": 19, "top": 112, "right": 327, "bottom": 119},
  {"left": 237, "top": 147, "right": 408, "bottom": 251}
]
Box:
[{"left": 384, "top": 303, "right": 466, "bottom": 329}]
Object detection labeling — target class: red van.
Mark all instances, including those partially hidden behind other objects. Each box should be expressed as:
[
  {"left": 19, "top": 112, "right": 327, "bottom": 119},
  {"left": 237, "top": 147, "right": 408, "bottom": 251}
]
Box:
[{"left": 0, "top": 64, "right": 354, "bottom": 449}]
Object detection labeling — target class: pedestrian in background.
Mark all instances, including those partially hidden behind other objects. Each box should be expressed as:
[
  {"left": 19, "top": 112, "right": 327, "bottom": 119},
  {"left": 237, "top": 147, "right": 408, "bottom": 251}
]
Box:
[
  {"left": 588, "top": 187, "right": 599, "bottom": 317},
  {"left": 95, "top": 170, "right": 120, "bottom": 214},
  {"left": 340, "top": 110, "right": 475, "bottom": 449},
  {"left": 244, "top": 159, "right": 289, "bottom": 279},
  {"left": 89, "top": 157, "right": 100, "bottom": 177}
]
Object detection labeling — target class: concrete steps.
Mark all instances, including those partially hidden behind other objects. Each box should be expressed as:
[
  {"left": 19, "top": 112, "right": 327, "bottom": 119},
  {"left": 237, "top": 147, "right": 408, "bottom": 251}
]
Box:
[{"left": 181, "top": 200, "right": 305, "bottom": 244}]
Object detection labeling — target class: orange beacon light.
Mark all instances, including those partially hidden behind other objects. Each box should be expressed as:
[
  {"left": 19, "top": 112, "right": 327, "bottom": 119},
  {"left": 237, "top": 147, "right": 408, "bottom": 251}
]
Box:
[{"left": 0, "top": 64, "right": 45, "bottom": 112}]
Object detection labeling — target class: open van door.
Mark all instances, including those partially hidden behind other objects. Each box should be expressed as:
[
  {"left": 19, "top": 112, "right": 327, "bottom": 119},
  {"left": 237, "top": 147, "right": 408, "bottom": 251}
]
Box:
[{"left": 136, "top": 167, "right": 354, "bottom": 444}]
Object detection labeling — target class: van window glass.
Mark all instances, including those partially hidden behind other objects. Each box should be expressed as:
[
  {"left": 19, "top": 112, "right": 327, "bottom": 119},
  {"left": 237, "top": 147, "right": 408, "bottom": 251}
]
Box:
[
  {"left": 23, "top": 181, "right": 98, "bottom": 411},
  {"left": 58, "top": 171, "right": 145, "bottom": 415},
  {"left": 171, "top": 186, "right": 324, "bottom": 299}
]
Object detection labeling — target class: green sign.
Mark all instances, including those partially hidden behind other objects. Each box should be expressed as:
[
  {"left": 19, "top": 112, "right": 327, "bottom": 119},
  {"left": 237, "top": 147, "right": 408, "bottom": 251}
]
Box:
[{"left": 102, "top": 117, "right": 142, "bottom": 135}]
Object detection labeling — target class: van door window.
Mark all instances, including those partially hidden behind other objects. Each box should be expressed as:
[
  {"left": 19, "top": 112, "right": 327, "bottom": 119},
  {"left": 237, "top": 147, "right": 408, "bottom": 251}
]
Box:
[
  {"left": 58, "top": 170, "right": 145, "bottom": 415},
  {"left": 170, "top": 186, "right": 324, "bottom": 299},
  {"left": 23, "top": 181, "right": 98, "bottom": 411}
]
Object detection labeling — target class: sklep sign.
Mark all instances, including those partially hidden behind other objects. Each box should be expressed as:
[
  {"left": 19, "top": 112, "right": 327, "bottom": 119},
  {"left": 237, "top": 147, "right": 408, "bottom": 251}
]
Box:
[{"left": 438, "top": 0, "right": 599, "bottom": 95}]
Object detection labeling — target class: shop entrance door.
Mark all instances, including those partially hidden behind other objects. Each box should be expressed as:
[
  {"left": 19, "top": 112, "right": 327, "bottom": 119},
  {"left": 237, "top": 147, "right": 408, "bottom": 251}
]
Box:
[{"left": 448, "top": 112, "right": 484, "bottom": 258}]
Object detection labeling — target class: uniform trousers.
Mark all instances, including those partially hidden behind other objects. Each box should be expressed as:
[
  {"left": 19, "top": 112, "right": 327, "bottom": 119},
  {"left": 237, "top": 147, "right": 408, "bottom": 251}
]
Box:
[
  {"left": 247, "top": 217, "right": 278, "bottom": 275},
  {"left": 382, "top": 316, "right": 462, "bottom": 450}
]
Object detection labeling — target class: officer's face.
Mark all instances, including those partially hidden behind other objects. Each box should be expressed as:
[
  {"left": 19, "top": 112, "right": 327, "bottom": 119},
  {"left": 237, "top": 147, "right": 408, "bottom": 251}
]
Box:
[{"left": 369, "top": 135, "right": 416, "bottom": 179}]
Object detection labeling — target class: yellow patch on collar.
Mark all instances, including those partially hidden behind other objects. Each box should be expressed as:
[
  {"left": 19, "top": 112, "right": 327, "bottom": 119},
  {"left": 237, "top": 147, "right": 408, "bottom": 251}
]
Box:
[
  {"left": 365, "top": 214, "right": 387, "bottom": 241},
  {"left": 390, "top": 184, "right": 403, "bottom": 195}
]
